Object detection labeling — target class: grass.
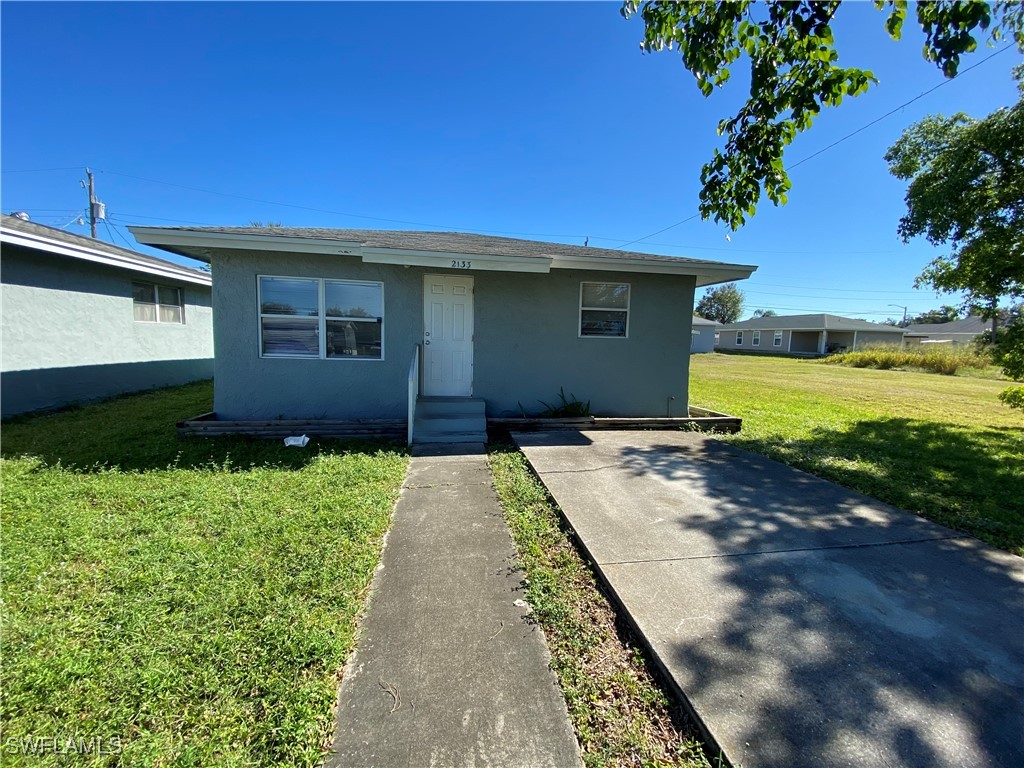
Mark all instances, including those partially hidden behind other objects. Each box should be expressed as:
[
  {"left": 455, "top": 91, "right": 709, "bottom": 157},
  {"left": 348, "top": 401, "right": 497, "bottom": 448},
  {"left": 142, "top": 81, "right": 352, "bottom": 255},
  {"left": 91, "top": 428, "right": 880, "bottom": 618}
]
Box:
[
  {"left": 690, "top": 354, "right": 1024, "bottom": 556},
  {"left": 488, "top": 443, "right": 711, "bottom": 768},
  {"left": 822, "top": 344, "right": 994, "bottom": 375},
  {"left": 1, "top": 381, "right": 408, "bottom": 767}
]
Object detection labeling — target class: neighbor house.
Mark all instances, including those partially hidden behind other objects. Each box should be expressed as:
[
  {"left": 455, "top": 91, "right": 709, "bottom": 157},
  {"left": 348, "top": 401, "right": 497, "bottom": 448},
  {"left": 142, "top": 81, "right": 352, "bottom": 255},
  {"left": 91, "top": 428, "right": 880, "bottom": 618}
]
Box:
[
  {"left": 903, "top": 316, "right": 988, "bottom": 346},
  {"left": 1, "top": 214, "right": 213, "bottom": 418},
  {"left": 715, "top": 313, "right": 904, "bottom": 356},
  {"left": 691, "top": 316, "right": 717, "bottom": 353},
  {"left": 130, "top": 226, "right": 756, "bottom": 441}
]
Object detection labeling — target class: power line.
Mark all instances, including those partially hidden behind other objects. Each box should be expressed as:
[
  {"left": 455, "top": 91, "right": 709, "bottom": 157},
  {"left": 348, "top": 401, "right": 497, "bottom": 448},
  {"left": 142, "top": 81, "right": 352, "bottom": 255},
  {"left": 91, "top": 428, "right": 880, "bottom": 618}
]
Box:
[
  {"left": 743, "top": 289, "right": 939, "bottom": 303},
  {"left": 786, "top": 44, "right": 1013, "bottom": 171},
  {"left": 93, "top": 168, "right": 590, "bottom": 240},
  {"left": 614, "top": 43, "right": 1014, "bottom": 249},
  {"left": 105, "top": 220, "right": 138, "bottom": 250},
  {"left": 1, "top": 166, "right": 84, "bottom": 174}
]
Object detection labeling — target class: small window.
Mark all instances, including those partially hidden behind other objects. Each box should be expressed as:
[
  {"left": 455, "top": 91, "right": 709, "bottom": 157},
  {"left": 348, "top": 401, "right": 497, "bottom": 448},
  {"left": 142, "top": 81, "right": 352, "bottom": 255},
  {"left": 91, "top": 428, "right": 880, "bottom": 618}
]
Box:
[
  {"left": 580, "top": 282, "right": 629, "bottom": 338},
  {"left": 752, "top": 330, "right": 761, "bottom": 346},
  {"left": 258, "top": 276, "right": 383, "bottom": 360},
  {"left": 133, "top": 282, "right": 184, "bottom": 324},
  {"left": 773, "top": 330, "right": 783, "bottom": 347},
  {"left": 736, "top": 331, "right": 744, "bottom": 345}
]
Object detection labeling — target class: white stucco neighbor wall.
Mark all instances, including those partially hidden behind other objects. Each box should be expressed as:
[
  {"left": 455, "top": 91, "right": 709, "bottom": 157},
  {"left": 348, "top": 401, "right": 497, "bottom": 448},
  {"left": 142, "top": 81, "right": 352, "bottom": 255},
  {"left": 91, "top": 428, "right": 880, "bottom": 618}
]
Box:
[{"left": 1, "top": 246, "right": 213, "bottom": 417}]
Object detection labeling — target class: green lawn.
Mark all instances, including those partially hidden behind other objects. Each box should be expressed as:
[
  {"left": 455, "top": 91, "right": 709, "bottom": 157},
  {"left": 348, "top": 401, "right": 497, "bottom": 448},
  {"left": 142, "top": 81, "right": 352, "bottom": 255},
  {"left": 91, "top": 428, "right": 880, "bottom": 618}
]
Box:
[
  {"left": 689, "top": 354, "right": 1024, "bottom": 556},
  {"left": 1, "top": 382, "right": 408, "bottom": 767}
]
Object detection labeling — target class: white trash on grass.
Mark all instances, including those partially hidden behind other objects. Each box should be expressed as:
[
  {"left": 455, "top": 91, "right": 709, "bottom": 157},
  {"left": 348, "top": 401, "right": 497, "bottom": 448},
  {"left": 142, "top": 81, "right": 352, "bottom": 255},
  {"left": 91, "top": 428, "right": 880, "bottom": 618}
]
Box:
[{"left": 283, "top": 434, "right": 310, "bottom": 448}]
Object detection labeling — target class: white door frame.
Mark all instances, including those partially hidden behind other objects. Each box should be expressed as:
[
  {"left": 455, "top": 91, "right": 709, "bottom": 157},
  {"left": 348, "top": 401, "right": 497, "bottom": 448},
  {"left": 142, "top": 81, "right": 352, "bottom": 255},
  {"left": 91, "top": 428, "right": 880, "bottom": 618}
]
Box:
[{"left": 422, "top": 274, "right": 474, "bottom": 396}]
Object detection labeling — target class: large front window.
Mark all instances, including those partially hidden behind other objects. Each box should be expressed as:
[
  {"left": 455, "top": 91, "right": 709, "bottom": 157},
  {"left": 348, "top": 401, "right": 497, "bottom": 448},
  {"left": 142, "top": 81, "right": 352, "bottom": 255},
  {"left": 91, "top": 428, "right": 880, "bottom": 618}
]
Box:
[
  {"left": 579, "top": 282, "right": 630, "bottom": 338},
  {"left": 258, "top": 276, "right": 383, "bottom": 360}
]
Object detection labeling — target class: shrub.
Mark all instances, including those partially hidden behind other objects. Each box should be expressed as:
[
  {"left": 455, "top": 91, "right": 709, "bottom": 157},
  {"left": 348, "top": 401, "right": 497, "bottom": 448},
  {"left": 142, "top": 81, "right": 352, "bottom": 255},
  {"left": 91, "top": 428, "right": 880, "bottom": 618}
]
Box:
[
  {"left": 537, "top": 387, "right": 591, "bottom": 417},
  {"left": 999, "top": 385, "right": 1024, "bottom": 409},
  {"left": 822, "top": 344, "right": 991, "bottom": 375}
]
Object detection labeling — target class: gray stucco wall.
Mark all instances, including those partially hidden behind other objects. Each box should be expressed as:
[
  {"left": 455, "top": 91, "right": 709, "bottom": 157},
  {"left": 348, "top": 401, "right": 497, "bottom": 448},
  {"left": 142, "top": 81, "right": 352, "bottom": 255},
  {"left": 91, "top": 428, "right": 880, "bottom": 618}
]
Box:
[
  {"left": 716, "top": 327, "right": 789, "bottom": 352},
  {"left": 210, "top": 249, "right": 696, "bottom": 419},
  {"left": 1, "top": 245, "right": 213, "bottom": 417}
]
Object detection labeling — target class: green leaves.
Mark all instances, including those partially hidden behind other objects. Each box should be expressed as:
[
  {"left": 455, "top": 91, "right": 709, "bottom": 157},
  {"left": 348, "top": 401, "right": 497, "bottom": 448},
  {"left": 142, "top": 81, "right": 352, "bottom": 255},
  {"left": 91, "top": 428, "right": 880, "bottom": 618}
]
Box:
[
  {"left": 887, "top": 96, "right": 1024, "bottom": 389},
  {"left": 695, "top": 283, "right": 745, "bottom": 324},
  {"left": 622, "top": 0, "right": 1024, "bottom": 229}
]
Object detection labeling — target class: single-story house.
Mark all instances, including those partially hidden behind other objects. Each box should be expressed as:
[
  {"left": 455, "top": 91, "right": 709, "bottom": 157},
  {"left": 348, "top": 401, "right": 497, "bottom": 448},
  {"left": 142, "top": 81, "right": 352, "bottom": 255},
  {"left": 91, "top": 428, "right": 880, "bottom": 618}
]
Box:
[
  {"left": 715, "top": 313, "right": 904, "bottom": 356},
  {"left": 1, "top": 214, "right": 213, "bottom": 418},
  {"left": 903, "top": 316, "right": 988, "bottom": 346},
  {"left": 129, "top": 226, "right": 756, "bottom": 441},
  {"left": 691, "top": 316, "right": 718, "bottom": 353}
]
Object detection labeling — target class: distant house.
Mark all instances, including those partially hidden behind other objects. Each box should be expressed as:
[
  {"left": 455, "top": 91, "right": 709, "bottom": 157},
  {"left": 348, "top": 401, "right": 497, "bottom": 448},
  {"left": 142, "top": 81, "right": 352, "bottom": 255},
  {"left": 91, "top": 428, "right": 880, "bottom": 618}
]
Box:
[
  {"left": 715, "top": 313, "right": 904, "bottom": 356},
  {"left": 903, "top": 316, "right": 988, "bottom": 346},
  {"left": 130, "top": 225, "right": 756, "bottom": 441},
  {"left": 1, "top": 214, "right": 213, "bottom": 418},
  {"left": 691, "top": 316, "right": 717, "bottom": 353}
]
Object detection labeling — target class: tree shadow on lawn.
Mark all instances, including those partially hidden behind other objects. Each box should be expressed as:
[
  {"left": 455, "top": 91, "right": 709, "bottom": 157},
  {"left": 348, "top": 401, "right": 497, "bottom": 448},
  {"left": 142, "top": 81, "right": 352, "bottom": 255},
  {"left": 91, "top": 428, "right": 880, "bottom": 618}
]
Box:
[
  {"left": 0, "top": 382, "right": 405, "bottom": 473},
  {"left": 729, "top": 417, "right": 1024, "bottom": 555},
  {"left": 610, "top": 433, "right": 1024, "bottom": 768}
]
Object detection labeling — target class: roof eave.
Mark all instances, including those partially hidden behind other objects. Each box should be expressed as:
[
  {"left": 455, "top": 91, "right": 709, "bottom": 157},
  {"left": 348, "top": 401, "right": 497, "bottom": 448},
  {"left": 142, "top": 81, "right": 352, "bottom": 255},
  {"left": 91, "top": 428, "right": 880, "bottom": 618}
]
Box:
[
  {"left": 2, "top": 226, "right": 211, "bottom": 286},
  {"left": 129, "top": 227, "right": 758, "bottom": 281}
]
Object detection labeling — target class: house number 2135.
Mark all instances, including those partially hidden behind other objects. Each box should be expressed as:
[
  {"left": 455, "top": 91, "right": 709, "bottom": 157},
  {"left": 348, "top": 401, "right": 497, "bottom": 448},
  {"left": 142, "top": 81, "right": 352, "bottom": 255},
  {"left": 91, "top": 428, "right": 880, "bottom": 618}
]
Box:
[{"left": 451, "top": 260, "right": 472, "bottom": 269}]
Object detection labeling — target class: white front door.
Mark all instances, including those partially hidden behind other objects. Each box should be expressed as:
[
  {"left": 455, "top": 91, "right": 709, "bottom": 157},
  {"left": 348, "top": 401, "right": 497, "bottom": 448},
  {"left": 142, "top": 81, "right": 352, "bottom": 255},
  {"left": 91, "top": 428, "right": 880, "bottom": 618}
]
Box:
[{"left": 423, "top": 274, "right": 474, "bottom": 396}]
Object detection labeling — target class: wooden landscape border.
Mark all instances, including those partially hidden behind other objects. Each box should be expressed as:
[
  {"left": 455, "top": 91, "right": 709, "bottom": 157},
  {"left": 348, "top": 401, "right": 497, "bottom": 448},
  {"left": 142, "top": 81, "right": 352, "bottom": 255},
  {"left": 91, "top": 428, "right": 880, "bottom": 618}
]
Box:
[
  {"left": 177, "top": 406, "right": 741, "bottom": 441},
  {"left": 176, "top": 412, "right": 405, "bottom": 441}
]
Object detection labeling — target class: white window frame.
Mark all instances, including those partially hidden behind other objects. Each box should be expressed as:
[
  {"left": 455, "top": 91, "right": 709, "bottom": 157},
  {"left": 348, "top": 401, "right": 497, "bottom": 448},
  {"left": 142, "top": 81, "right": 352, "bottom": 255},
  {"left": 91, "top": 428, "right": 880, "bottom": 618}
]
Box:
[
  {"left": 579, "top": 281, "right": 630, "bottom": 339},
  {"left": 736, "top": 331, "right": 743, "bottom": 345},
  {"left": 133, "top": 281, "right": 185, "bottom": 324},
  {"left": 752, "top": 330, "right": 761, "bottom": 347},
  {"left": 257, "top": 275, "right": 384, "bottom": 361},
  {"left": 773, "top": 330, "right": 783, "bottom": 347}
]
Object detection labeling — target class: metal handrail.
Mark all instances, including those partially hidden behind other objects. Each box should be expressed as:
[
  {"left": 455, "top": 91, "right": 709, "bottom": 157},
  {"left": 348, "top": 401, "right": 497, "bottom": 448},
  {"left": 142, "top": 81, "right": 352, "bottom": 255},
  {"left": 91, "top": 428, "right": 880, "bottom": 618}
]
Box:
[{"left": 407, "top": 344, "right": 420, "bottom": 446}]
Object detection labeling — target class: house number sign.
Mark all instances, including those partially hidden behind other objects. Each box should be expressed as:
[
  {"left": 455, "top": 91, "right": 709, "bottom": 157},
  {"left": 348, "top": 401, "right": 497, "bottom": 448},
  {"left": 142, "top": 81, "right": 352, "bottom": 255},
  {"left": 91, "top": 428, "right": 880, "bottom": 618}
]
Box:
[{"left": 450, "top": 260, "right": 472, "bottom": 269}]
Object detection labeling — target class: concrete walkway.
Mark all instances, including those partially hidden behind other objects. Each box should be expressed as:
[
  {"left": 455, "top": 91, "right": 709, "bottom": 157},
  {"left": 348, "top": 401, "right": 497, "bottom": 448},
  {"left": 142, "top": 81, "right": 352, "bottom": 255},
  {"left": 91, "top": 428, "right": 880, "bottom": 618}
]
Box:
[
  {"left": 325, "top": 445, "right": 582, "bottom": 768},
  {"left": 513, "top": 430, "right": 1024, "bottom": 768}
]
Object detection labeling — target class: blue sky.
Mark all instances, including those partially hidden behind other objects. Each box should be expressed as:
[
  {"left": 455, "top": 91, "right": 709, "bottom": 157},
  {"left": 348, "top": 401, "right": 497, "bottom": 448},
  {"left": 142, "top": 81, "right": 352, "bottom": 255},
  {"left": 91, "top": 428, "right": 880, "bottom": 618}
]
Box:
[{"left": 2, "top": 1, "right": 1020, "bottom": 322}]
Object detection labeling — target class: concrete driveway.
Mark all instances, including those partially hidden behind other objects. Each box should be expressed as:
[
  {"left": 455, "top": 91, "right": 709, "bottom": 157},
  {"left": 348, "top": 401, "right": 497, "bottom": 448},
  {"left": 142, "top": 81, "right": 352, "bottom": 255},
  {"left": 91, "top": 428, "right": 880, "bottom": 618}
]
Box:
[{"left": 513, "top": 430, "right": 1024, "bottom": 768}]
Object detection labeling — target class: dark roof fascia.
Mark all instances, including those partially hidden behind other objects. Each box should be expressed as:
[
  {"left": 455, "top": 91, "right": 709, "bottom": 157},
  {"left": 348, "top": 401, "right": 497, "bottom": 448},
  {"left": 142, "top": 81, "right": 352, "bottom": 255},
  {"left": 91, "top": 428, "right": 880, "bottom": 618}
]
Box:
[
  {"left": 128, "top": 226, "right": 758, "bottom": 286},
  {"left": 2, "top": 215, "right": 211, "bottom": 286}
]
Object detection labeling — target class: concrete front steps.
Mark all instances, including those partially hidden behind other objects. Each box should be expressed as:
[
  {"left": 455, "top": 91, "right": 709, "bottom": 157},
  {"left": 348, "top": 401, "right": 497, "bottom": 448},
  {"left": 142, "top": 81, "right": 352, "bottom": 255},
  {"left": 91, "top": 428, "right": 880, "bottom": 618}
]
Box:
[{"left": 413, "top": 397, "right": 487, "bottom": 444}]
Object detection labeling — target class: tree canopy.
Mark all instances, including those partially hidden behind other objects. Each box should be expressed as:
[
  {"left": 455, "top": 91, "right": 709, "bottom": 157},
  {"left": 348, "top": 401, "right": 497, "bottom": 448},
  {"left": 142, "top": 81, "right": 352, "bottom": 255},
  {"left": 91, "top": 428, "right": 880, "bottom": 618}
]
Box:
[
  {"left": 752, "top": 308, "right": 778, "bottom": 318},
  {"left": 696, "top": 284, "right": 745, "bottom": 324},
  {"left": 886, "top": 94, "right": 1024, "bottom": 325},
  {"left": 621, "top": 0, "right": 1024, "bottom": 229},
  {"left": 910, "top": 306, "right": 961, "bottom": 325}
]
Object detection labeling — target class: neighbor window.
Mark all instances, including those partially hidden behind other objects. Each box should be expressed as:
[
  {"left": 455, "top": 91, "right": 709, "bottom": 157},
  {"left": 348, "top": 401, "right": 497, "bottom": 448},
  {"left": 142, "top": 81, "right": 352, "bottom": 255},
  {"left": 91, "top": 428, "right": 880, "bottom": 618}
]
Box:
[
  {"left": 579, "top": 282, "right": 630, "bottom": 337},
  {"left": 133, "top": 282, "right": 184, "bottom": 323},
  {"left": 258, "top": 276, "right": 383, "bottom": 360},
  {"left": 773, "top": 330, "right": 783, "bottom": 347},
  {"left": 753, "top": 330, "right": 761, "bottom": 346},
  {"left": 736, "top": 331, "right": 744, "bottom": 345}
]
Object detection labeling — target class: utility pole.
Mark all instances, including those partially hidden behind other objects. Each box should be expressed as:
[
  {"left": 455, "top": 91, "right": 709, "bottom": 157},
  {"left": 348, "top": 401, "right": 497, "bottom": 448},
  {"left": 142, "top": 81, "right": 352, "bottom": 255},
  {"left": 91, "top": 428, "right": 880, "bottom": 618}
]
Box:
[
  {"left": 888, "top": 304, "right": 908, "bottom": 327},
  {"left": 82, "top": 168, "right": 105, "bottom": 239}
]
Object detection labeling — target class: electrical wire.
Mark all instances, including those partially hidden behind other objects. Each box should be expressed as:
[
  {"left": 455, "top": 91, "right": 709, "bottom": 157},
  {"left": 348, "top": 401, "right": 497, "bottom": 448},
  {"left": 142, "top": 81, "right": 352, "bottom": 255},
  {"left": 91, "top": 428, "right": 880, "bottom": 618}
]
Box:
[
  {"left": 614, "top": 43, "right": 1015, "bottom": 249},
  {"left": 93, "top": 168, "right": 590, "bottom": 239},
  {"left": 1, "top": 166, "right": 85, "bottom": 174}
]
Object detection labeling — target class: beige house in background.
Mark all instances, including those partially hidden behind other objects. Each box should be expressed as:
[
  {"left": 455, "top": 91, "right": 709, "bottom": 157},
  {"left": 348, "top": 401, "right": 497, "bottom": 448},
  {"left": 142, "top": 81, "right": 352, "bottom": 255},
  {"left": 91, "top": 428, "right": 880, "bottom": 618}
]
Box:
[
  {"left": 903, "top": 316, "right": 988, "bottom": 346},
  {"left": 715, "top": 314, "right": 905, "bottom": 356}
]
